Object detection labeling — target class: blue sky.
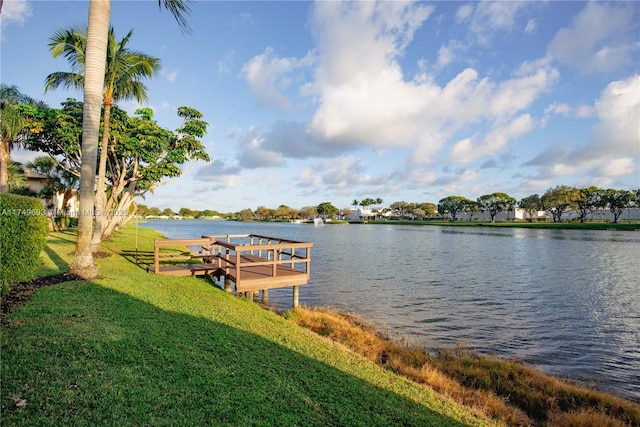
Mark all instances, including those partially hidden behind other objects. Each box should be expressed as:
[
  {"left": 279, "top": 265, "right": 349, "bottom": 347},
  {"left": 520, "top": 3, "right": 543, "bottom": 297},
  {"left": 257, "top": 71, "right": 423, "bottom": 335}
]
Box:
[{"left": 2, "top": 1, "right": 639, "bottom": 213}]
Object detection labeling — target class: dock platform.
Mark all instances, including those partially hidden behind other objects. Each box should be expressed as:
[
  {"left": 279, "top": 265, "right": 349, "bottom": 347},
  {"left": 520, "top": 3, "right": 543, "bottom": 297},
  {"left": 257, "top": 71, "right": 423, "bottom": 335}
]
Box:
[{"left": 150, "top": 234, "right": 312, "bottom": 307}]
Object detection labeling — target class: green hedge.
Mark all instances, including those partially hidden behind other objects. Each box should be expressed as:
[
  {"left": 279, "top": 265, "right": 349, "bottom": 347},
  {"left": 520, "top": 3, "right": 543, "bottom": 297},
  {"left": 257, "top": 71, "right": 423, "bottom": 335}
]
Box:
[{"left": 0, "top": 193, "right": 49, "bottom": 295}]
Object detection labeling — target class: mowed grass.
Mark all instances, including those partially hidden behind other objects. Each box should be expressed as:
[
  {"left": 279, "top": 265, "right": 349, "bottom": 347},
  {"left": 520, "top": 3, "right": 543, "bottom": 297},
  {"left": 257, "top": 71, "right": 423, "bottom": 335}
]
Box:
[{"left": 1, "top": 226, "right": 494, "bottom": 426}]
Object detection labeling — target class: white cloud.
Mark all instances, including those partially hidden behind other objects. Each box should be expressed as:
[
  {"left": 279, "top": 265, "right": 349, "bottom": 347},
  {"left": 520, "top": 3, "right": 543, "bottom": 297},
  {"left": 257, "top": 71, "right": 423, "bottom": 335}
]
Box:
[
  {"left": 217, "top": 50, "right": 235, "bottom": 75},
  {"left": 592, "top": 158, "right": 636, "bottom": 178},
  {"left": 570, "top": 75, "right": 640, "bottom": 162},
  {"left": 548, "top": 2, "right": 639, "bottom": 73},
  {"left": 525, "top": 75, "right": 640, "bottom": 184},
  {"left": 436, "top": 40, "right": 464, "bottom": 69},
  {"left": 0, "top": 0, "right": 32, "bottom": 40},
  {"left": 1, "top": 0, "right": 31, "bottom": 25},
  {"left": 248, "top": 2, "right": 557, "bottom": 170},
  {"left": 242, "top": 47, "right": 315, "bottom": 110},
  {"left": 525, "top": 19, "right": 536, "bottom": 34},
  {"left": 295, "top": 156, "right": 372, "bottom": 195},
  {"left": 162, "top": 69, "right": 179, "bottom": 83},
  {"left": 236, "top": 125, "right": 285, "bottom": 168},
  {"left": 448, "top": 114, "right": 535, "bottom": 163},
  {"left": 460, "top": 1, "right": 531, "bottom": 44},
  {"left": 544, "top": 102, "right": 594, "bottom": 120},
  {"left": 455, "top": 4, "right": 473, "bottom": 23}
]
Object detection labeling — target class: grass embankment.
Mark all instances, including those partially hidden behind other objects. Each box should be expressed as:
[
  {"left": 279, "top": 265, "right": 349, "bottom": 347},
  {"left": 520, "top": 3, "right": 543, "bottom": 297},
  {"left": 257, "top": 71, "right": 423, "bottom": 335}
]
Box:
[
  {"left": 288, "top": 309, "right": 640, "bottom": 426},
  {"left": 1, "top": 227, "right": 492, "bottom": 426}
]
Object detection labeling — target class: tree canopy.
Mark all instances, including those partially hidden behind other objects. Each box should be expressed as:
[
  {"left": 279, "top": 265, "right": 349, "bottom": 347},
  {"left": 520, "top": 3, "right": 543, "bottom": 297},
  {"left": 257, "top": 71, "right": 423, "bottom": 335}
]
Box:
[{"left": 25, "top": 99, "right": 209, "bottom": 238}]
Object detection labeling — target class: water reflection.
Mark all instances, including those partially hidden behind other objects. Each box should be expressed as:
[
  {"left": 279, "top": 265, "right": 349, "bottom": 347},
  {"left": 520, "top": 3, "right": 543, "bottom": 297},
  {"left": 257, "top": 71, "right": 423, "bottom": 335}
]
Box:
[{"left": 143, "top": 220, "right": 640, "bottom": 402}]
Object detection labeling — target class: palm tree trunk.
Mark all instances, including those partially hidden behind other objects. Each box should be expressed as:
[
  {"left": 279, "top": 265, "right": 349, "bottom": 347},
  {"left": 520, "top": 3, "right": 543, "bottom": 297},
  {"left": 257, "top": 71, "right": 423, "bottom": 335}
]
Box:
[
  {"left": 69, "top": 0, "right": 110, "bottom": 280},
  {"left": 0, "top": 140, "right": 9, "bottom": 193},
  {"left": 91, "top": 101, "right": 112, "bottom": 252}
]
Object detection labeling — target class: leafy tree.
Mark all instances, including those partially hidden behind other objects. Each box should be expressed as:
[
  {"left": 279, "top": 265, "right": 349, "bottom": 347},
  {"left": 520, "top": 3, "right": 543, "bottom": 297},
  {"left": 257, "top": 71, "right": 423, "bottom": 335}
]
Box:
[
  {"left": 198, "top": 209, "right": 217, "bottom": 218},
  {"left": 390, "top": 201, "right": 409, "bottom": 219},
  {"left": 275, "top": 205, "right": 298, "bottom": 219},
  {"left": 71, "top": 0, "right": 192, "bottom": 279},
  {"left": 299, "top": 206, "right": 318, "bottom": 219},
  {"left": 518, "top": 194, "right": 542, "bottom": 222},
  {"left": 603, "top": 189, "right": 633, "bottom": 223},
  {"left": 148, "top": 206, "right": 162, "bottom": 216},
  {"left": 99, "top": 106, "right": 208, "bottom": 238},
  {"left": 418, "top": 202, "right": 437, "bottom": 217},
  {"left": 462, "top": 200, "right": 481, "bottom": 221},
  {"left": 236, "top": 208, "right": 255, "bottom": 221},
  {"left": 574, "top": 186, "right": 601, "bottom": 223},
  {"left": 24, "top": 99, "right": 84, "bottom": 176},
  {"left": 477, "top": 192, "right": 516, "bottom": 223},
  {"left": 26, "top": 100, "right": 209, "bottom": 240},
  {"left": 46, "top": 26, "right": 161, "bottom": 251},
  {"left": 632, "top": 189, "right": 640, "bottom": 209},
  {"left": 178, "top": 207, "right": 194, "bottom": 217},
  {"left": 540, "top": 185, "right": 579, "bottom": 223},
  {"left": 437, "top": 196, "right": 471, "bottom": 221},
  {"left": 412, "top": 208, "right": 426, "bottom": 221},
  {"left": 255, "top": 206, "right": 272, "bottom": 220},
  {"left": 317, "top": 202, "right": 338, "bottom": 219}
]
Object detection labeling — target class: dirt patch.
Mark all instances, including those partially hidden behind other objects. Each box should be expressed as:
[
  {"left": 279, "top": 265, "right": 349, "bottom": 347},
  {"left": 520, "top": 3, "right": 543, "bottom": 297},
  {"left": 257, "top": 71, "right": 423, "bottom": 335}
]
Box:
[{"left": 1, "top": 273, "right": 83, "bottom": 322}]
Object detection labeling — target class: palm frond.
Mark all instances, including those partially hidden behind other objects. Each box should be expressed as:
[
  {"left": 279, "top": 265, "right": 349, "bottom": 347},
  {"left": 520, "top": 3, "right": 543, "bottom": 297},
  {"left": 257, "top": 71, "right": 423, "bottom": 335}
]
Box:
[
  {"left": 44, "top": 72, "right": 84, "bottom": 93},
  {"left": 159, "top": 0, "right": 193, "bottom": 35}
]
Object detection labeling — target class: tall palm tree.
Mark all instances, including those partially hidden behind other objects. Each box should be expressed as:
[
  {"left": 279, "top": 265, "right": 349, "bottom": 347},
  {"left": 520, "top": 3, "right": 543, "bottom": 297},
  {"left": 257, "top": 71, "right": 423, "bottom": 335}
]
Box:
[
  {"left": 69, "top": 0, "right": 191, "bottom": 279},
  {"left": 46, "top": 26, "right": 161, "bottom": 251},
  {"left": 375, "top": 197, "right": 383, "bottom": 220}
]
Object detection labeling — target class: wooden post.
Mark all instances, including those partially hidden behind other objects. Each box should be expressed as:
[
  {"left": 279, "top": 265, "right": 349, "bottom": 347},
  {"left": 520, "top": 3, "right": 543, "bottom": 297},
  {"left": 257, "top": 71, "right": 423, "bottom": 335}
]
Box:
[
  {"left": 292, "top": 285, "right": 299, "bottom": 308},
  {"left": 262, "top": 289, "right": 269, "bottom": 303},
  {"left": 224, "top": 277, "right": 232, "bottom": 293},
  {"left": 154, "top": 242, "right": 159, "bottom": 274}
]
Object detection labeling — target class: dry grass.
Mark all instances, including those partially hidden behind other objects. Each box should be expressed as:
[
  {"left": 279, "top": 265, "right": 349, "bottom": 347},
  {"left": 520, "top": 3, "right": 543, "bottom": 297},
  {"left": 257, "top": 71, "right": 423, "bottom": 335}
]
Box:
[{"left": 287, "top": 307, "right": 640, "bottom": 427}]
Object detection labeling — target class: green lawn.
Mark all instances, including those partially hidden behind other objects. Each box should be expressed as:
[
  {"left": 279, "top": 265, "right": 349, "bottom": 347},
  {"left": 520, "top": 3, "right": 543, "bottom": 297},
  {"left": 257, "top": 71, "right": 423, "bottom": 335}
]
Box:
[{"left": 1, "top": 226, "right": 496, "bottom": 426}]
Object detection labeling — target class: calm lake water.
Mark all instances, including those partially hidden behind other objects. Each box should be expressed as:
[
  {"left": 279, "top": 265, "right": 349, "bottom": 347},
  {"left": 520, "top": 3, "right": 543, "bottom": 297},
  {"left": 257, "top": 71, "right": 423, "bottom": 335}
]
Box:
[{"left": 141, "top": 220, "right": 640, "bottom": 402}]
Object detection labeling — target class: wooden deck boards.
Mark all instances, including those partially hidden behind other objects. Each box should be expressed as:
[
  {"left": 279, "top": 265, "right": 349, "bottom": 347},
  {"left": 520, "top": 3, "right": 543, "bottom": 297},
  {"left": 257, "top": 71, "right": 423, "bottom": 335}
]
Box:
[{"left": 150, "top": 234, "right": 312, "bottom": 296}]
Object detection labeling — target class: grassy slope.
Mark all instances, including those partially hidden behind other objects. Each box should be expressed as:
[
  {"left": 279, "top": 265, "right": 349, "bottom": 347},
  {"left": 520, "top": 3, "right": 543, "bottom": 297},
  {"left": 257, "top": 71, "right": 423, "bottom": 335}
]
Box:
[{"left": 1, "top": 227, "right": 495, "bottom": 426}]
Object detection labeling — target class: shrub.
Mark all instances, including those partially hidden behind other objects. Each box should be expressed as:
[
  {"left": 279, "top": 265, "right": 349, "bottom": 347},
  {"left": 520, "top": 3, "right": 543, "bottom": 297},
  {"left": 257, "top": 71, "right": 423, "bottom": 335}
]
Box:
[{"left": 0, "top": 193, "right": 49, "bottom": 296}]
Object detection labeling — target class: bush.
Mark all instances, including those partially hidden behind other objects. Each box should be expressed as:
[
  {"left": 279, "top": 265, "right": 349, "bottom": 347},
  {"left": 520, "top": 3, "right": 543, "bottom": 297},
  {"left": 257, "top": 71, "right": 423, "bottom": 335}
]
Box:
[{"left": 0, "top": 193, "right": 49, "bottom": 296}]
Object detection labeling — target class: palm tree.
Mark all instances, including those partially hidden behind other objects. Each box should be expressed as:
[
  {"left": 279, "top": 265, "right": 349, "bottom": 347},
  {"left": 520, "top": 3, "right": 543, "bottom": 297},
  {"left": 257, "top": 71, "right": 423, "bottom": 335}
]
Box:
[
  {"left": 69, "top": 0, "right": 191, "bottom": 279},
  {"left": 375, "top": 197, "right": 383, "bottom": 220},
  {"left": 0, "top": 85, "right": 44, "bottom": 192},
  {"left": 7, "top": 161, "right": 26, "bottom": 191},
  {"left": 46, "top": 26, "right": 161, "bottom": 251}
]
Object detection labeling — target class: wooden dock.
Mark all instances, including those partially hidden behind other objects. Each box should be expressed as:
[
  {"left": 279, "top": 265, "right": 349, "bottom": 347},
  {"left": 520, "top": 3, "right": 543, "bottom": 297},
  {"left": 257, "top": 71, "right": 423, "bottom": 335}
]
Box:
[{"left": 150, "top": 234, "right": 312, "bottom": 307}]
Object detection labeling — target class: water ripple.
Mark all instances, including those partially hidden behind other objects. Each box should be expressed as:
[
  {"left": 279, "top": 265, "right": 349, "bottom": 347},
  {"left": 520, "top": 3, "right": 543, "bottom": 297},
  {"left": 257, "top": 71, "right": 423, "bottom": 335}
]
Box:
[{"left": 144, "top": 220, "right": 640, "bottom": 402}]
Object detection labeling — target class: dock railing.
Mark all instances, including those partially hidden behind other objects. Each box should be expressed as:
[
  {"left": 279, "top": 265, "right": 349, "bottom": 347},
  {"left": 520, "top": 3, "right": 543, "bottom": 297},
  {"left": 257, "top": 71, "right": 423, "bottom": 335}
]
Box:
[{"left": 152, "top": 234, "right": 312, "bottom": 307}]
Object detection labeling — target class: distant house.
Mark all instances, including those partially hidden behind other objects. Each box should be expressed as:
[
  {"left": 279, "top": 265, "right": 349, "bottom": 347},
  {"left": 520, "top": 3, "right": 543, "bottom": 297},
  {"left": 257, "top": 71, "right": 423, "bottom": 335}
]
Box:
[{"left": 23, "top": 169, "right": 79, "bottom": 216}]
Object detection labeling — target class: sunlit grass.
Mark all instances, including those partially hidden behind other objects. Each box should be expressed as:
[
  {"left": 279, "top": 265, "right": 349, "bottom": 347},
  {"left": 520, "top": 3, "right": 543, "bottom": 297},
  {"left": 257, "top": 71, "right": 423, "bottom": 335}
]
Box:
[{"left": 1, "top": 226, "right": 494, "bottom": 426}]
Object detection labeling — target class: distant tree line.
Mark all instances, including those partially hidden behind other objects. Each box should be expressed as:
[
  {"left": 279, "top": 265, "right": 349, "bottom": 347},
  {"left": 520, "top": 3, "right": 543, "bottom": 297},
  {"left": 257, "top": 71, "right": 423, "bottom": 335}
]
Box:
[{"left": 143, "top": 186, "right": 639, "bottom": 224}]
